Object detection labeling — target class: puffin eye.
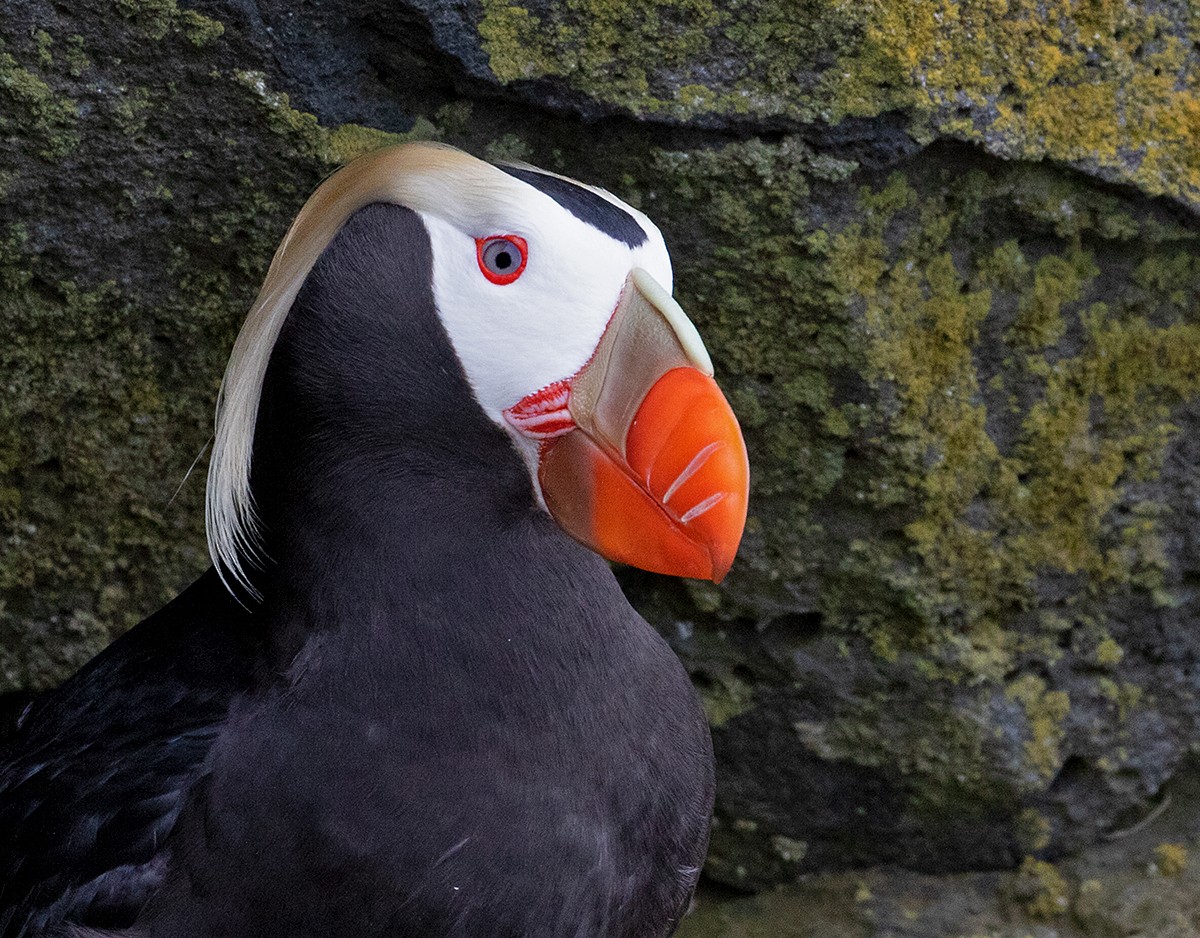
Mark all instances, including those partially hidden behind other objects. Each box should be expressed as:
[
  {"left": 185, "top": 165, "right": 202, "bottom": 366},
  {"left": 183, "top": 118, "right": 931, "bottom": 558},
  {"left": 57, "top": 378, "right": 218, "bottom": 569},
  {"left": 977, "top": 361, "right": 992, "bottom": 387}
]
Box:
[{"left": 476, "top": 235, "right": 528, "bottom": 285}]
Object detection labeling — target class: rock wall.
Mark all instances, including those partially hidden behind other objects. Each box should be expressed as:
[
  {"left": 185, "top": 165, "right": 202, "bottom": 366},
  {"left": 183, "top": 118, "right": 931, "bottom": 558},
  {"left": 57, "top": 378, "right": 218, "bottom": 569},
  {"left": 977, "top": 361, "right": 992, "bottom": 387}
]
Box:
[{"left": 2, "top": 0, "right": 1199, "bottom": 889}]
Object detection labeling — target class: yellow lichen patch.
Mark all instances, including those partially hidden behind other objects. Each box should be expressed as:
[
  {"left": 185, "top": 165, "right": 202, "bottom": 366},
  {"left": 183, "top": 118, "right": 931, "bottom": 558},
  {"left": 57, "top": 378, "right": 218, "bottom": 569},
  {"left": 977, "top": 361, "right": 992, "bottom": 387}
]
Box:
[
  {"left": 1153, "top": 843, "right": 1188, "bottom": 877},
  {"left": 1006, "top": 675, "right": 1070, "bottom": 782},
  {"left": 835, "top": 0, "right": 1200, "bottom": 208},
  {"left": 867, "top": 247, "right": 1013, "bottom": 628},
  {"left": 477, "top": 0, "right": 719, "bottom": 106},
  {"left": 1009, "top": 250, "right": 1096, "bottom": 351},
  {"left": 477, "top": 0, "right": 556, "bottom": 82},
  {"left": 828, "top": 174, "right": 1022, "bottom": 675},
  {"left": 1015, "top": 807, "right": 1052, "bottom": 853},
  {"left": 1014, "top": 308, "right": 1200, "bottom": 580},
  {"left": 1097, "top": 678, "right": 1142, "bottom": 722},
  {"left": 1011, "top": 377, "right": 1126, "bottom": 579},
  {"left": 821, "top": 162, "right": 1200, "bottom": 704},
  {"left": 1018, "top": 82, "right": 1123, "bottom": 166},
  {"left": 1094, "top": 636, "right": 1124, "bottom": 668},
  {"left": 471, "top": 0, "right": 1200, "bottom": 208},
  {"left": 1011, "top": 856, "right": 1071, "bottom": 919}
]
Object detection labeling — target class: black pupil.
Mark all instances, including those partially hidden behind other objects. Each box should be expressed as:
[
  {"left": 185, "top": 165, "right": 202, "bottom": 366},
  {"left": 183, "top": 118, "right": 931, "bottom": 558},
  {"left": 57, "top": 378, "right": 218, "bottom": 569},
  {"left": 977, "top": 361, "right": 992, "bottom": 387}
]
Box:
[{"left": 495, "top": 250, "right": 512, "bottom": 269}]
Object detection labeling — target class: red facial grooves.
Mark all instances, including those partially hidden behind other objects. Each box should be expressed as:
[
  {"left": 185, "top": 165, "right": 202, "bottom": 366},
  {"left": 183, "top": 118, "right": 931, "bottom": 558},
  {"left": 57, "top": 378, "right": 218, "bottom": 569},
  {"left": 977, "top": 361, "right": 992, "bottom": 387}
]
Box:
[{"left": 503, "top": 380, "right": 575, "bottom": 440}]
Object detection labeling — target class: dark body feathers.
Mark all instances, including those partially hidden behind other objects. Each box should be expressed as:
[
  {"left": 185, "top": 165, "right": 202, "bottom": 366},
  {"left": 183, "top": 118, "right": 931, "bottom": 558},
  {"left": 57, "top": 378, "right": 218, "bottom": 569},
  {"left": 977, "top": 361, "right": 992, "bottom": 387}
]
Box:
[
  {"left": 0, "top": 572, "right": 265, "bottom": 937},
  {"left": 0, "top": 204, "right": 714, "bottom": 937}
]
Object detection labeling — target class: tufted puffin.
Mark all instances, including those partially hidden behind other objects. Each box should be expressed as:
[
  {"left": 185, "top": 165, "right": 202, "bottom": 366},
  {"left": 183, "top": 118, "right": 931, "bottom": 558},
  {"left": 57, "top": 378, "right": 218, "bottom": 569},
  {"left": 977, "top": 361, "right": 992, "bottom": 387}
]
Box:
[{"left": 0, "top": 143, "right": 749, "bottom": 938}]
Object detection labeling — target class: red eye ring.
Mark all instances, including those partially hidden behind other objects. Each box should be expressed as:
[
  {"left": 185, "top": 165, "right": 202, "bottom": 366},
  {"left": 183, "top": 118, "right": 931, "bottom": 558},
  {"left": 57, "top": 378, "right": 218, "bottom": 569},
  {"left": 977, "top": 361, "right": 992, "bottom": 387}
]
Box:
[{"left": 476, "top": 235, "right": 528, "bottom": 285}]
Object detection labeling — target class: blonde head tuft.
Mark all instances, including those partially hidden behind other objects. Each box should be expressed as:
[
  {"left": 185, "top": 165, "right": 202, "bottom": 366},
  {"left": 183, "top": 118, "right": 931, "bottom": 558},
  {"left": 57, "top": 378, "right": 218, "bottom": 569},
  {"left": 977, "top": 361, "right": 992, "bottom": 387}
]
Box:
[{"left": 205, "top": 143, "right": 533, "bottom": 597}]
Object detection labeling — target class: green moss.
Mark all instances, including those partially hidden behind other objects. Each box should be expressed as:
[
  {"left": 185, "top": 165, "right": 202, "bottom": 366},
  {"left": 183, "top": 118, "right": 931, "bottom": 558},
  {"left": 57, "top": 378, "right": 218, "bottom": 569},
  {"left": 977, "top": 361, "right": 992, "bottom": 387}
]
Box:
[
  {"left": 326, "top": 123, "right": 409, "bottom": 164},
  {"left": 796, "top": 693, "right": 1013, "bottom": 826},
  {"left": 824, "top": 172, "right": 1025, "bottom": 678},
  {"left": 0, "top": 51, "right": 79, "bottom": 159},
  {"left": 233, "top": 71, "right": 328, "bottom": 154},
  {"left": 65, "top": 35, "right": 90, "bottom": 78},
  {"left": 1134, "top": 250, "right": 1200, "bottom": 308},
  {"left": 0, "top": 4, "right": 347, "bottom": 691},
  {"left": 32, "top": 29, "right": 53, "bottom": 68},
  {"left": 807, "top": 161, "right": 1200, "bottom": 695},
  {"left": 977, "top": 240, "right": 1029, "bottom": 292},
  {"left": 0, "top": 262, "right": 167, "bottom": 681},
  {"left": 1014, "top": 307, "right": 1200, "bottom": 585},
  {"left": 432, "top": 102, "right": 475, "bottom": 139},
  {"left": 699, "top": 672, "right": 755, "bottom": 727},
  {"left": 110, "top": 86, "right": 153, "bottom": 138},
  {"left": 324, "top": 118, "right": 449, "bottom": 165},
  {"left": 179, "top": 9, "right": 224, "bottom": 47},
  {"left": 113, "top": 0, "right": 223, "bottom": 45},
  {"left": 483, "top": 132, "right": 534, "bottom": 163}
]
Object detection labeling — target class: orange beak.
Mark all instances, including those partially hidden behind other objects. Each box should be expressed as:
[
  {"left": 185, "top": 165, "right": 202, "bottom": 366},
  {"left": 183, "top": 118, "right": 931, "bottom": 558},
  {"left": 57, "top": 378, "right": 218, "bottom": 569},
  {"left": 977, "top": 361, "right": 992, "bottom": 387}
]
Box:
[{"left": 505, "top": 269, "right": 749, "bottom": 583}]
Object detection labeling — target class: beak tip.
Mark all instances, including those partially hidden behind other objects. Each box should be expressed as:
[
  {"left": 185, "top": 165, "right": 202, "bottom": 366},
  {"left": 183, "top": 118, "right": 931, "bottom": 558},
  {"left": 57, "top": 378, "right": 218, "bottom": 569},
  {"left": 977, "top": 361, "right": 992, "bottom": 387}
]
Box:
[{"left": 705, "top": 534, "right": 740, "bottom": 585}]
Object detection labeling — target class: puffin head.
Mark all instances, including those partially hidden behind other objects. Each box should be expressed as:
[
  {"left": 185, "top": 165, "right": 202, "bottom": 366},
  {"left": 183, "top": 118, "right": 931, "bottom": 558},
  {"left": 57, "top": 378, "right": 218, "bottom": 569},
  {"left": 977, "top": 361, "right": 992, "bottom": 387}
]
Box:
[{"left": 206, "top": 142, "right": 749, "bottom": 597}]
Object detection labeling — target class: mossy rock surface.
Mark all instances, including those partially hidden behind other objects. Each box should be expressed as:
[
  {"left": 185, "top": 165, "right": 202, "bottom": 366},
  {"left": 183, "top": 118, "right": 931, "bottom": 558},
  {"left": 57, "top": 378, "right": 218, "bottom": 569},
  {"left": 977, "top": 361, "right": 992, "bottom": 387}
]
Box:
[
  {"left": 0, "top": 0, "right": 327, "bottom": 692},
  {"left": 3, "top": 0, "right": 1200, "bottom": 891},
  {"left": 245, "top": 0, "right": 1200, "bottom": 212},
  {"left": 468, "top": 0, "right": 1200, "bottom": 213},
  {"left": 678, "top": 760, "right": 1200, "bottom": 937}
]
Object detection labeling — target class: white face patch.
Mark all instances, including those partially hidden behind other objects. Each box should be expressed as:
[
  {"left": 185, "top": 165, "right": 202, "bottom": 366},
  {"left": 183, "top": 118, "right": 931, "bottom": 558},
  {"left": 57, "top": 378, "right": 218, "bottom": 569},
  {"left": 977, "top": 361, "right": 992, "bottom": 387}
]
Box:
[
  {"left": 420, "top": 182, "right": 673, "bottom": 428},
  {"left": 206, "top": 143, "right": 675, "bottom": 596}
]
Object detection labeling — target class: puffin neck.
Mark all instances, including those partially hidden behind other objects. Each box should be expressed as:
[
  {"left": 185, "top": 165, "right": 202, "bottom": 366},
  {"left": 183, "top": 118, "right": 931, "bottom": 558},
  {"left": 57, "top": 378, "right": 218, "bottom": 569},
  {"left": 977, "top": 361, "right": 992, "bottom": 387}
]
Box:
[
  {"left": 253, "top": 453, "right": 602, "bottom": 674},
  {"left": 237, "top": 203, "right": 617, "bottom": 668}
]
